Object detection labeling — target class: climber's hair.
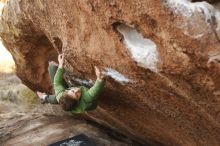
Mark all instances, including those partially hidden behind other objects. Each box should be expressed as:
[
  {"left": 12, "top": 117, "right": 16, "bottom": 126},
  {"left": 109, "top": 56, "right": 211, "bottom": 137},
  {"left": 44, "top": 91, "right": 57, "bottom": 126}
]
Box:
[{"left": 59, "top": 92, "right": 78, "bottom": 111}]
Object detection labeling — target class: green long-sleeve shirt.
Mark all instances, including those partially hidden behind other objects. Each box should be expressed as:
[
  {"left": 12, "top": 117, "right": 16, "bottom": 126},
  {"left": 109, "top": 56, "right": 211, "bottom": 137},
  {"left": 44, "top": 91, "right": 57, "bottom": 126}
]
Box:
[{"left": 54, "top": 68, "right": 104, "bottom": 113}]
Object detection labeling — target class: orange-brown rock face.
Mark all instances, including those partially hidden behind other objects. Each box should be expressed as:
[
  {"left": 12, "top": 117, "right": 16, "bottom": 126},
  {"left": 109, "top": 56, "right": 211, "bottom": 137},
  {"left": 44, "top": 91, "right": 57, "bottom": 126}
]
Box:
[{"left": 1, "top": 0, "right": 220, "bottom": 145}]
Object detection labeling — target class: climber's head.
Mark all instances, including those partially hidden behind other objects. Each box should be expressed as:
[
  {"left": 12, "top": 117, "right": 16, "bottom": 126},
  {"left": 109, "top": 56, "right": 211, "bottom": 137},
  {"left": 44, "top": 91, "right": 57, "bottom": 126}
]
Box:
[
  {"left": 67, "top": 87, "right": 81, "bottom": 100},
  {"left": 59, "top": 88, "right": 81, "bottom": 111}
]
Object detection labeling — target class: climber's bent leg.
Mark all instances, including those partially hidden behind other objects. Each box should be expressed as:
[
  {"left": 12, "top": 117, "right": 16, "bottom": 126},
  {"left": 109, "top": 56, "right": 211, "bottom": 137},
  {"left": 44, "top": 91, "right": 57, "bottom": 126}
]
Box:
[
  {"left": 48, "top": 62, "right": 58, "bottom": 85},
  {"left": 45, "top": 94, "right": 58, "bottom": 104}
]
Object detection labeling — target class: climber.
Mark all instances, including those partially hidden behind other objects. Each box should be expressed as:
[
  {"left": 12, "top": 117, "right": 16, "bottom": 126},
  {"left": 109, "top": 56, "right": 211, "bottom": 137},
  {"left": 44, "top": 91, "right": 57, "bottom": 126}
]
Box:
[{"left": 36, "top": 54, "right": 105, "bottom": 113}]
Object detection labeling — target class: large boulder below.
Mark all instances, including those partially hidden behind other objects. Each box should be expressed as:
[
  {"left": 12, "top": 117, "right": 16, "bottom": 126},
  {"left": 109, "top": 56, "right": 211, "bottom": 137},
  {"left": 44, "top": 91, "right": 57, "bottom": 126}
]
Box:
[{"left": 1, "top": 0, "right": 220, "bottom": 145}]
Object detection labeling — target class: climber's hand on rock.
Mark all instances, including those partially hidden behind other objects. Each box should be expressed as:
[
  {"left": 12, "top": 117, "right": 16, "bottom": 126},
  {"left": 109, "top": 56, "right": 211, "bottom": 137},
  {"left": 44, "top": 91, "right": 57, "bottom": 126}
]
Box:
[
  {"left": 95, "top": 66, "right": 105, "bottom": 81},
  {"left": 58, "top": 53, "right": 64, "bottom": 68}
]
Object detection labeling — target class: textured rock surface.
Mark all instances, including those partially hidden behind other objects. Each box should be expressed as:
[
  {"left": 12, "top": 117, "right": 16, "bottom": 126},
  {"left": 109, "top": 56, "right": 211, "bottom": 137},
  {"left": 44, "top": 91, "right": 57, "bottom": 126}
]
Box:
[{"left": 1, "top": 0, "right": 220, "bottom": 145}]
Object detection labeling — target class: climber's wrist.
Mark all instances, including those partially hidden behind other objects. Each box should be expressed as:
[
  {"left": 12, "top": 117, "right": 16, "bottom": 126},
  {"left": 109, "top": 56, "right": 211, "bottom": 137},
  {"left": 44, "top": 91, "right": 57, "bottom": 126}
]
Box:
[
  {"left": 97, "top": 77, "right": 103, "bottom": 82},
  {"left": 58, "top": 64, "right": 63, "bottom": 68}
]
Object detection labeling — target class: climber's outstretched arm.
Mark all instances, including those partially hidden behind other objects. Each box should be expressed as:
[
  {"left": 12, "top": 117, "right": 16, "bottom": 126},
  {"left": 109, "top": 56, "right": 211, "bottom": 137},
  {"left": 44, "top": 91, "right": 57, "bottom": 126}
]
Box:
[
  {"left": 85, "top": 79, "right": 104, "bottom": 102},
  {"left": 84, "top": 66, "right": 105, "bottom": 102},
  {"left": 54, "top": 54, "right": 66, "bottom": 97}
]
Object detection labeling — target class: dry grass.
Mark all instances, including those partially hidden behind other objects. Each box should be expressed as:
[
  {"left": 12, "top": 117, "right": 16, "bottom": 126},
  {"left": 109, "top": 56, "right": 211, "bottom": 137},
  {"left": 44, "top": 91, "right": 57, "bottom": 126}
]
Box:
[
  {"left": 0, "top": 72, "right": 38, "bottom": 106},
  {"left": 0, "top": 40, "right": 37, "bottom": 106}
]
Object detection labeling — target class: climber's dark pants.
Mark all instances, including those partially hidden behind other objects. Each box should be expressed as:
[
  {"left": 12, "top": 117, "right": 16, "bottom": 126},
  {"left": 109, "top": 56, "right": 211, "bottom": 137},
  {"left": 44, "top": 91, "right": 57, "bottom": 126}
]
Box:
[{"left": 44, "top": 64, "right": 69, "bottom": 104}]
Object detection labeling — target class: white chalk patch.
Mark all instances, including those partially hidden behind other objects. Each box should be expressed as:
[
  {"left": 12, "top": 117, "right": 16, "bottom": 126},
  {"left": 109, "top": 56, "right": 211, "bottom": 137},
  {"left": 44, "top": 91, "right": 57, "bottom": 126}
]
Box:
[
  {"left": 103, "top": 68, "right": 131, "bottom": 84},
  {"left": 73, "top": 78, "right": 94, "bottom": 86},
  {"left": 164, "top": 0, "right": 216, "bottom": 22},
  {"left": 164, "top": 0, "right": 220, "bottom": 38},
  {"left": 117, "top": 24, "right": 159, "bottom": 72},
  {"left": 215, "top": 11, "right": 220, "bottom": 31}
]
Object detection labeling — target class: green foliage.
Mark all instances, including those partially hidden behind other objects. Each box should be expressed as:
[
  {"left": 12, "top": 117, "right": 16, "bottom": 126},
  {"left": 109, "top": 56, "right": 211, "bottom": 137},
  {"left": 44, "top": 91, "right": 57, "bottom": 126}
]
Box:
[
  {"left": 0, "top": 84, "right": 38, "bottom": 106},
  {"left": 18, "top": 85, "right": 38, "bottom": 106}
]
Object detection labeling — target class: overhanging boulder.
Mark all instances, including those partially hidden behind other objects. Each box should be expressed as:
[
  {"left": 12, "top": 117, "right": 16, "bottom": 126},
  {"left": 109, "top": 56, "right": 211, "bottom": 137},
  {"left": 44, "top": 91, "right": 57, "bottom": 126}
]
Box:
[{"left": 1, "top": 0, "right": 220, "bottom": 145}]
